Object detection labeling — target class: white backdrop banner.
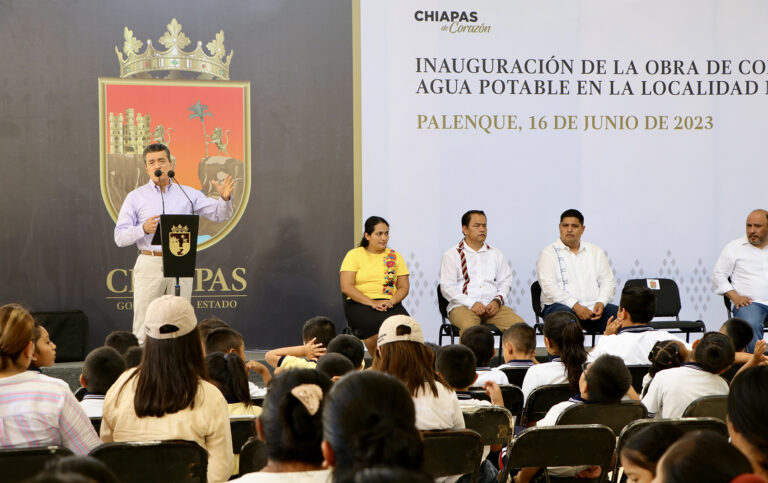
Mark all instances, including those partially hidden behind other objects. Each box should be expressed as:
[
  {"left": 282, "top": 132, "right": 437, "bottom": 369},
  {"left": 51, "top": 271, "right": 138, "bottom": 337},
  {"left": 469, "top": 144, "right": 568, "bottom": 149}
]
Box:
[{"left": 358, "top": 0, "right": 768, "bottom": 340}]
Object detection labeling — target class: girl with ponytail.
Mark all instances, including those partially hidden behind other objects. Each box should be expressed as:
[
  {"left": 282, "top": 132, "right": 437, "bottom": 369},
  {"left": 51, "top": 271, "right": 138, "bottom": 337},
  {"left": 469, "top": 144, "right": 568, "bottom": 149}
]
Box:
[
  {"left": 206, "top": 352, "right": 261, "bottom": 417},
  {"left": 521, "top": 311, "right": 587, "bottom": 402}
]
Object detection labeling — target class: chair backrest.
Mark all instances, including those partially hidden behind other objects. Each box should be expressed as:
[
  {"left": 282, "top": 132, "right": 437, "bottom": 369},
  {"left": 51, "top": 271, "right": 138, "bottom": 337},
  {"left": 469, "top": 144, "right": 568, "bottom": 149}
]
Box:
[
  {"left": 521, "top": 384, "right": 572, "bottom": 426},
  {"left": 421, "top": 429, "right": 483, "bottom": 482},
  {"left": 89, "top": 416, "right": 102, "bottom": 434},
  {"left": 238, "top": 436, "right": 268, "bottom": 475},
  {"left": 462, "top": 405, "right": 514, "bottom": 446},
  {"left": 0, "top": 446, "right": 73, "bottom": 483},
  {"left": 90, "top": 440, "right": 208, "bottom": 483},
  {"left": 624, "top": 278, "right": 681, "bottom": 318},
  {"left": 499, "top": 366, "right": 530, "bottom": 388},
  {"left": 468, "top": 384, "right": 524, "bottom": 421},
  {"left": 681, "top": 395, "right": 728, "bottom": 422},
  {"left": 530, "top": 281, "right": 543, "bottom": 321},
  {"left": 626, "top": 365, "right": 650, "bottom": 393},
  {"left": 506, "top": 424, "right": 615, "bottom": 482},
  {"left": 230, "top": 415, "right": 258, "bottom": 454},
  {"left": 436, "top": 284, "right": 449, "bottom": 320},
  {"left": 74, "top": 386, "right": 87, "bottom": 401},
  {"left": 250, "top": 397, "right": 265, "bottom": 407},
  {"left": 612, "top": 418, "right": 728, "bottom": 483},
  {"left": 556, "top": 400, "right": 648, "bottom": 435}
]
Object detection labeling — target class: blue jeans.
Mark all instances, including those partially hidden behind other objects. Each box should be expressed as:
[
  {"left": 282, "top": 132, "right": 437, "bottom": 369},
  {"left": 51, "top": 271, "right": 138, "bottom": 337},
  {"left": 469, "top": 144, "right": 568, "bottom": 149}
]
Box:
[
  {"left": 732, "top": 302, "right": 768, "bottom": 352},
  {"left": 541, "top": 303, "right": 619, "bottom": 332}
]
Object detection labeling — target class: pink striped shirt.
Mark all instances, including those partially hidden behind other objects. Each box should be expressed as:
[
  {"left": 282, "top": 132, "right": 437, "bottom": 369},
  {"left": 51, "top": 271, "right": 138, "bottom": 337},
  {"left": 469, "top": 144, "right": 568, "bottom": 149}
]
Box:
[{"left": 0, "top": 371, "right": 100, "bottom": 454}]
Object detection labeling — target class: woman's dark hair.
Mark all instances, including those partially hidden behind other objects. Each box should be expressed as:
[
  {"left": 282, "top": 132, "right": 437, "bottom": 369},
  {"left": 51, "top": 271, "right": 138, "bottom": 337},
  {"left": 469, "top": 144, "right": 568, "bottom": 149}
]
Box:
[
  {"left": 119, "top": 327, "right": 207, "bottom": 417},
  {"left": 372, "top": 340, "right": 445, "bottom": 397},
  {"left": 261, "top": 369, "right": 332, "bottom": 464},
  {"left": 543, "top": 311, "right": 587, "bottom": 392},
  {"left": 621, "top": 423, "right": 684, "bottom": 474},
  {"left": 205, "top": 351, "right": 252, "bottom": 406},
  {"left": 657, "top": 430, "right": 752, "bottom": 483},
  {"left": 0, "top": 303, "right": 35, "bottom": 371},
  {"left": 359, "top": 216, "right": 389, "bottom": 248},
  {"left": 323, "top": 371, "right": 423, "bottom": 483},
  {"left": 693, "top": 332, "right": 735, "bottom": 374},
  {"left": 728, "top": 366, "right": 768, "bottom": 473},
  {"left": 43, "top": 455, "right": 120, "bottom": 483}
]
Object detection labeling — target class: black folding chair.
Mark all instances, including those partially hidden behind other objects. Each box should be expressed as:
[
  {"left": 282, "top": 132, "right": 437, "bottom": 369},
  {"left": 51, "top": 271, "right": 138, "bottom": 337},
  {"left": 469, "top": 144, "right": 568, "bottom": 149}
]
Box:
[
  {"left": 437, "top": 284, "right": 503, "bottom": 355},
  {"left": 90, "top": 440, "right": 207, "bottom": 483},
  {"left": 682, "top": 395, "right": 728, "bottom": 422},
  {"left": 624, "top": 279, "right": 705, "bottom": 342},
  {"left": 499, "top": 366, "right": 530, "bottom": 388},
  {"left": 520, "top": 384, "right": 572, "bottom": 426},
  {"left": 626, "top": 365, "right": 650, "bottom": 393},
  {"left": 556, "top": 400, "right": 648, "bottom": 435},
  {"left": 463, "top": 406, "right": 515, "bottom": 482},
  {"left": 0, "top": 446, "right": 73, "bottom": 483},
  {"left": 89, "top": 416, "right": 102, "bottom": 434},
  {"left": 421, "top": 429, "right": 484, "bottom": 483},
  {"left": 468, "top": 384, "right": 524, "bottom": 421},
  {"left": 506, "top": 425, "right": 616, "bottom": 483},
  {"left": 230, "top": 415, "right": 258, "bottom": 454}
]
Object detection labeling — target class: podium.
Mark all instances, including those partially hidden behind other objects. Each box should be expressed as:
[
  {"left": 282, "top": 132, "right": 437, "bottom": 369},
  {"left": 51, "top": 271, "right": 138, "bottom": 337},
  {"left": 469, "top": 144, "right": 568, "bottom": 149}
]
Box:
[{"left": 151, "top": 214, "right": 200, "bottom": 296}]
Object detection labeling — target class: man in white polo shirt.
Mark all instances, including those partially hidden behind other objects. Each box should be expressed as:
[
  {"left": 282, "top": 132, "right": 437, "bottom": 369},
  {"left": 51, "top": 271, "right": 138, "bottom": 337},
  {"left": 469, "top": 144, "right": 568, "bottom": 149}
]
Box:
[
  {"left": 536, "top": 209, "right": 617, "bottom": 332},
  {"left": 712, "top": 209, "right": 768, "bottom": 352}
]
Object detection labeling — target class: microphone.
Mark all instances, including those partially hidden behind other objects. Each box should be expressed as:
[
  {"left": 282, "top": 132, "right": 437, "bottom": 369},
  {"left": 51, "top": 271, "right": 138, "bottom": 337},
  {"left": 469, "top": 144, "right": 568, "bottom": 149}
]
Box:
[
  {"left": 167, "top": 170, "right": 196, "bottom": 215},
  {"left": 154, "top": 169, "right": 165, "bottom": 214}
]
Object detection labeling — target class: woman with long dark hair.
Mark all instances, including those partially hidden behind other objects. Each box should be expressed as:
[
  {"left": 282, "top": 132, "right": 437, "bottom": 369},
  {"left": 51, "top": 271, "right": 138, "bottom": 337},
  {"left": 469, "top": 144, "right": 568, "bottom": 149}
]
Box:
[
  {"left": 340, "top": 216, "right": 410, "bottom": 356},
  {"left": 102, "top": 295, "right": 234, "bottom": 483},
  {"left": 520, "top": 311, "right": 587, "bottom": 401}
]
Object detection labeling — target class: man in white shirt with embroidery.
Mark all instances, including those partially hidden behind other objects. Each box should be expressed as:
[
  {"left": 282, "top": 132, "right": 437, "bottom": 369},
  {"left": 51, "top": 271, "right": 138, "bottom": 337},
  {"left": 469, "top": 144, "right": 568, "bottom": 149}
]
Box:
[
  {"left": 536, "top": 209, "right": 617, "bottom": 333},
  {"left": 712, "top": 209, "right": 768, "bottom": 352},
  {"left": 440, "top": 210, "right": 524, "bottom": 334}
]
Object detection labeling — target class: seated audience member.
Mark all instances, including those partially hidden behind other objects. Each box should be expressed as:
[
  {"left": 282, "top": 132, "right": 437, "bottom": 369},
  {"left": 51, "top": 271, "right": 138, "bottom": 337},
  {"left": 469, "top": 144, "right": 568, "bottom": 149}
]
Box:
[
  {"left": 461, "top": 325, "right": 508, "bottom": 385},
  {"left": 198, "top": 317, "right": 230, "bottom": 346},
  {"left": 123, "top": 345, "right": 143, "bottom": 368},
  {"left": 206, "top": 327, "right": 271, "bottom": 395},
  {"left": 497, "top": 323, "right": 537, "bottom": 369},
  {"left": 102, "top": 295, "right": 234, "bottom": 483},
  {"left": 104, "top": 330, "right": 139, "bottom": 356},
  {"left": 521, "top": 312, "right": 587, "bottom": 402},
  {"left": 642, "top": 332, "right": 734, "bottom": 418},
  {"left": 372, "top": 315, "right": 464, "bottom": 432},
  {"left": 233, "top": 369, "right": 332, "bottom": 481},
  {"left": 619, "top": 423, "right": 684, "bottom": 483},
  {"left": 205, "top": 352, "right": 261, "bottom": 416},
  {"left": 435, "top": 344, "right": 504, "bottom": 408},
  {"left": 654, "top": 431, "right": 753, "bottom": 483},
  {"left": 79, "top": 347, "right": 126, "bottom": 418},
  {"left": 0, "top": 303, "right": 100, "bottom": 454},
  {"left": 316, "top": 353, "right": 355, "bottom": 380},
  {"left": 28, "top": 324, "right": 57, "bottom": 372},
  {"left": 326, "top": 334, "right": 366, "bottom": 370},
  {"left": 640, "top": 339, "right": 687, "bottom": 397},
  {"left": 588, "top": 285, "right": 686, "bottom": 364},
  {"left": 322, "top": 371, "right": 425, "bottom": 483},
  {"left": 728, "top": 364, "right": 768, "bottom": 480},
  {"left": 265, "top": 316, "right": 336, "bottom": 371},
  {"left": 350, "top": 467, "right": 433, "bottom": 483},
  {"left": 514, "top": 354, "right": 632, "bottom": 483},
  {"left": 41, "top": 455, "right": 120, "bottom": 483},
  {"left": 719, "top": 317, "right": 754, "bottom": 381}
]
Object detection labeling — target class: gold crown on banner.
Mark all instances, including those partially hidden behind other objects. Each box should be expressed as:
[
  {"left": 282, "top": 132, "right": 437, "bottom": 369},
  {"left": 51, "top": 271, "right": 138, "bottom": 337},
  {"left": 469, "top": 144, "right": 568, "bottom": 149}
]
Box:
[
  {"left": 115, "top": 18, "right": 232, "bottom": 80},
  {"left": 171, "top": 224, "right": 190, "bottom": 233}
]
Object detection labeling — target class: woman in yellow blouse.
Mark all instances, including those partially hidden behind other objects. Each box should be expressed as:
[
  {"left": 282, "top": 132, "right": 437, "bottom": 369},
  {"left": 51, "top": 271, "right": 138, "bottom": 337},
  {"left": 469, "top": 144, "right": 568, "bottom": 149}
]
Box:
[{"left": 340, "top": 216, "right": 410, "bottom": 356}]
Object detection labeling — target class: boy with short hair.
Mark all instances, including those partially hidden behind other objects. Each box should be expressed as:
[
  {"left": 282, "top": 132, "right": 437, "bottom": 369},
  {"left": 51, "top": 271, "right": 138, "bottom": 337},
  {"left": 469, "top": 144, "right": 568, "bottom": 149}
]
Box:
[
  {"left": 588, "top": 285, "right": 686, "bottom": 364},
  {"left": 436, "top": 344, "right": 504, "bottom": 407},
  {"left": 79, "top": 347, "right": 126, "bottom": 418},
  {"left": 720, "top": 317, "right": 753, "bottom": 353},
  {"left": 265, "top": 316, "right": 337, "bottom": 371},
  {"left": 497, "top": 323, "right": 537, "bottom": 369},
  {"left": 316, "top": 353, "right": 355, "bottom": 380},
  {"left": 326, "top": 334, "right": 365, "bottom": 370},
  {"left": 460, "top": 325, "right": 508, "bottom": 385},
  {"left": 124, "top": 346, "right": 143, "bottom": 368},
  {"left": 104, "top": 330, "right": 139, "bottom": 356},
  {"left": 206, "top": 327, "right": 271, "bottom": 396},
  {"left": 198, "top": 317, "right": 229, "bottom": 347}
]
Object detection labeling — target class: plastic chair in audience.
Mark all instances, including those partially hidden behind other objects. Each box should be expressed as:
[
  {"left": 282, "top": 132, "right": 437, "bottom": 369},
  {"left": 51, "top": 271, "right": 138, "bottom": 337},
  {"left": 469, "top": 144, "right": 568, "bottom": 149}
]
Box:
[
  {"left": 626, "top": 365, "right": 650, "bottom": 394},
  {"left": 462, "top": 406, "right": 515, "bottom": 482},
  {"left": 555, "top": 400, "right": 648, "bottom": 435},
  {"left": 0, "top": 446, "right": 73, "bottom": 483},
  {"left": 623, "top": 279, "right": 706, "bottom": 342},
  {"left": 250, "top": 396, "right": 264, "bottom": 407},
  {"left": 499, "top": 366, "right": 529, "bottom": 388},
  {"left": 421, "top": 429, "right": 484, "bottom": 483},
  {"left": 681, "top": 394, "right": 728, "bottom": 422},
  {"left": 90, "top": 440, "right": 207, "bottom": 483},
  {"left": 436, "top": 284, "right": 503, "bottom": 355},
  {"left": 89, "top": 416, "right": 102, "bottom": 434},
  {"left": 506, "top": 424, "right": 615, "bottom": 483},
  {"left": 520, "top": 384, "right": 572, "bottom": 426},
  {"left": 239, "top": 436, "right": 269, "bottom": 474},
  {"left": 468, "top": 384, "right": 524, "bottom": 421},
  {"left": 230, "top": 415, "right": 258, "bottom": 455},
  {"left": 612, "top": 417, "right": 728, "bottom": 483},
  {"left": 74, "top": 387, "right": 87, "bottom": 401}
]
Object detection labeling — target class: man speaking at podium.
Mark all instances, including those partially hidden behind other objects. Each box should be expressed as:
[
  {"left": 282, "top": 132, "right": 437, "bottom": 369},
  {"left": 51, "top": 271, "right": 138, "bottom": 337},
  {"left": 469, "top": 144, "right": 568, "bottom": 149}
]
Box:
[{"left": 114, "top": 143, "right": 234, "bottom": 341}]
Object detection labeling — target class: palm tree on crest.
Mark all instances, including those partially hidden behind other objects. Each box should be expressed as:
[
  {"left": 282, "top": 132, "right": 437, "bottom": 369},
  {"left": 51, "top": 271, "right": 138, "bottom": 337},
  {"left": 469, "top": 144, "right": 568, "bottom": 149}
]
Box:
[{"left": 188, "top": 100, "right": 213, "bottom": 157}]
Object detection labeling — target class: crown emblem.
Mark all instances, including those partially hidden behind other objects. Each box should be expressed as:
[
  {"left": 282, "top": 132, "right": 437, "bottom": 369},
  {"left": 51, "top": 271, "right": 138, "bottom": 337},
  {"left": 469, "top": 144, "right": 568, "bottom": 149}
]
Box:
[
  {"left": 115, "top": 19, "right": 233, "bottom": 80},
  {"left": 171, "top": 224, "right": 190, "bottom": 233}
]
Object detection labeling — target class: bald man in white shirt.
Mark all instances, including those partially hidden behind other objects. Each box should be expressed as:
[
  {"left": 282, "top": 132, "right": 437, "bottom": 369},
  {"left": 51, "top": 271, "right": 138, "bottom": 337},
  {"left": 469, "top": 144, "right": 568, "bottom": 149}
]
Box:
[{"left": 712, "top": 209, "right": 768, "bottom": 352}]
